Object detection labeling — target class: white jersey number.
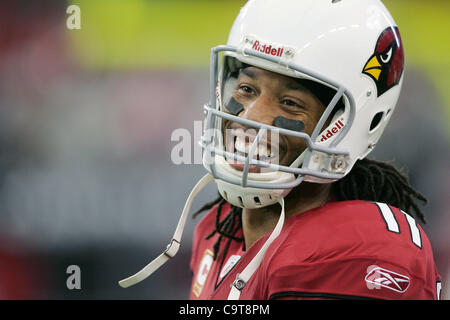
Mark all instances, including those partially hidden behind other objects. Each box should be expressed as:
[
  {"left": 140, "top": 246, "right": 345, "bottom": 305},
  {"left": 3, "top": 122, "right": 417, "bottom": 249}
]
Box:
[{"left": 374, "top": 202, "right": 422, "bottom": 248}]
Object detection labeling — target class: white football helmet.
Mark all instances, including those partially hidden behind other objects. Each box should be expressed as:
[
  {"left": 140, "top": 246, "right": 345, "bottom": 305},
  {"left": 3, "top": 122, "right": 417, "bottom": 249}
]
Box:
[{"left": 201, "top": 0, "right": 405, "bottom": 209}]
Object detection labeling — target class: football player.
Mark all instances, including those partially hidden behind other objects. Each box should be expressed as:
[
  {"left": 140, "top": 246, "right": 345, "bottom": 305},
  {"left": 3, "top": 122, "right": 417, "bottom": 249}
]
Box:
[
  {"left": 119, "top": 0, "right": 441, "bottom": 300},
  {"left": 188, "top": 0, "right": 441, "bottom": 300}
]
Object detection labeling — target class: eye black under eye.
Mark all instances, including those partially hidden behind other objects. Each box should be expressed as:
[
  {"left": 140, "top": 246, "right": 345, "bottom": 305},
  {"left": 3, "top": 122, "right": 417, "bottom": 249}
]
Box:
[
  {"left": 273, "top": 116, "right": 305, "bottom": 132},
  {"left": 226, "top": 98, "right": 244, "bottom": 115}
]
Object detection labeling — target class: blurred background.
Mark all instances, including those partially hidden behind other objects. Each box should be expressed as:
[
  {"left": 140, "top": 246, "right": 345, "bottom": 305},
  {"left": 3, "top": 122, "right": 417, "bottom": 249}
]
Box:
[{"left": 0, "top": 0, "right": 448, "bottom": 299}]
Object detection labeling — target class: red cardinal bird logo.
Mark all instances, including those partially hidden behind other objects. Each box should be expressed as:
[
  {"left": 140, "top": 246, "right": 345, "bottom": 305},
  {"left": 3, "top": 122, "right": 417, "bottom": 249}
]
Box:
[{"left": 362, "top": 26, "right": 404, "bottom": 97}]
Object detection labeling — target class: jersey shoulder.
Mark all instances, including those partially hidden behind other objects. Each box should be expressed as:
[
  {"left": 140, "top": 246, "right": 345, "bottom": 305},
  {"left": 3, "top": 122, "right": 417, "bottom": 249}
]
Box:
[
  {"left": 262, "top": 200, "right": 439, "bottom": 299},
  {"left": 281, "top": 200, "right": 430, "bottom": 255}
]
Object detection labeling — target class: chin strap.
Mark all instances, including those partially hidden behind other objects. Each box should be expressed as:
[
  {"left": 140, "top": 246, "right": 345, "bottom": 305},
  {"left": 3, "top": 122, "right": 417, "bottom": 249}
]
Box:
[
  {"left": 227, "top": 197, "right": 285, "bottom": 300},
  {"left": 118, "top": 173, "right": 214, "bottom": 288}
]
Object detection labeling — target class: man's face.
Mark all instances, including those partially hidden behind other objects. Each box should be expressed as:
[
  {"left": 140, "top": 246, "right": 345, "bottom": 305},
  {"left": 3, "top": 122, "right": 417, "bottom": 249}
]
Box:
[{"left": 223, "top": 66, "right": 326, "bottom": 172}]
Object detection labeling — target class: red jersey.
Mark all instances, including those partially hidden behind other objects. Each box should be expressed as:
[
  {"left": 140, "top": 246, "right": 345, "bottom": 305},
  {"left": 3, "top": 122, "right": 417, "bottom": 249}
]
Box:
[{"left": 189, "top": 200, "right": 441, "bottom": 300}]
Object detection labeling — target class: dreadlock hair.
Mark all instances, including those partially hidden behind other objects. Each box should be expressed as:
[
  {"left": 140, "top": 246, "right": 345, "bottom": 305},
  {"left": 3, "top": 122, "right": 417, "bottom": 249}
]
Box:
[
  {"left": 193, "top": 158, "right": 428, "bottom": 260},
  {"left": 332, "top": 158, "right": 428, "bottom": 223},
  {"left": 193, "top": 197, "right": 244, "bottom": 260}
]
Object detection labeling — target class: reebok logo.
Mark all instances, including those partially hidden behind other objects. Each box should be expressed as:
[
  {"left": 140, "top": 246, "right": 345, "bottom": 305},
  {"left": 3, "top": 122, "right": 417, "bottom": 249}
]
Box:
[
  {"left": 252, "top": 40, "right": 284, "bottom": 57},
  {"left": 365, "top": 265, "right": 410, "bottom": 293},
  {"left": 320, "top": 118, "right": 345, "bottom": 142}
]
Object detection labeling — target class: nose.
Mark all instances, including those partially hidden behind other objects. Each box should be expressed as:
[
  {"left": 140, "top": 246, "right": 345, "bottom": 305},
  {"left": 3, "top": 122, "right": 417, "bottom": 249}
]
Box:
[{"left": 240, "top": 94, "right": 276, "bottom": 127}]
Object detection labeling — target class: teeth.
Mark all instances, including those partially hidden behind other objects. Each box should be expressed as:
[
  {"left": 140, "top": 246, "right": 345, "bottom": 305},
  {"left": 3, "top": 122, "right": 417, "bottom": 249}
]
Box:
[
  {"left": 234, "top": 136, "right": 247, "bottom": 154},
  {"left": 258, "top": 145, "right": 270, "bottom": 158},
  {"left": 233, "top": 136, "right": 277, "bottom": 160}
]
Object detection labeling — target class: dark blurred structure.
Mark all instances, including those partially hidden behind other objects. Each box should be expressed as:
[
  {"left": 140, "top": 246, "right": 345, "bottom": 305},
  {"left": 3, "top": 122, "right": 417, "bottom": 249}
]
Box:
[{"left": 0, "top": 0, "right": 448, "bottom": 299}]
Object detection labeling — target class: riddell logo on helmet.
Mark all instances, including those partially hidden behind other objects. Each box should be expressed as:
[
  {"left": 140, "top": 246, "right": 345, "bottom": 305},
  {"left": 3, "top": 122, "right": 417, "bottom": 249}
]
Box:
[
  {"left": 252, "top": 41, "right": 284, "bottom": 57},
  {"left": 320, "top": 118, "right": 345, "bottom": 142}
]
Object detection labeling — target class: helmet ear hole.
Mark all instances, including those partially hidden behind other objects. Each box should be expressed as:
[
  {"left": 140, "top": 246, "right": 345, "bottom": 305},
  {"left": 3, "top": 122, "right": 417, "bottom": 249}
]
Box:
[{"left": 370, "top": 112, "right": 384, "bottom": 132}]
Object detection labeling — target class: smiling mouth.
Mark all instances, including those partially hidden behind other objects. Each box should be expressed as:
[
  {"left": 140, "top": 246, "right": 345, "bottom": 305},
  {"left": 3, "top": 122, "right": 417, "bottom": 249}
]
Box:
[{"left": 224, "top": 128, "right": 283, "bottom": 172}]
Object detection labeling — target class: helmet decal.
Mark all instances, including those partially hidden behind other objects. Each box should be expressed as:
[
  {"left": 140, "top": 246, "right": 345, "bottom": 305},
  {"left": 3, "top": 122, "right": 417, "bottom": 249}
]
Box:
[{"left": 362, "top": 26, "right": 404, "bottom": 97}]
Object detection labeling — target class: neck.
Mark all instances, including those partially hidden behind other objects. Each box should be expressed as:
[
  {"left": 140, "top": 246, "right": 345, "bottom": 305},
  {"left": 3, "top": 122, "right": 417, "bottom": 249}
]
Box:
[{"left": 242, "top": 182, "right": 331, "bottom": 249}]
